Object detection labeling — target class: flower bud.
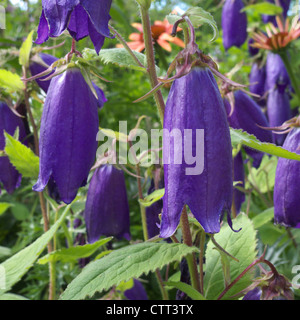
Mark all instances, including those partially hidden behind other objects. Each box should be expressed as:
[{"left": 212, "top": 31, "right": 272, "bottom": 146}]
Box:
[
  {"left": 222, "top": 0, "right": 248, "bottom": 50},
  {"left": 33, "top": 67, "right": 99, "bottom": 204},
  {"left": 84, "top": 165, "right": 131, "bottom": 243},
  {"left": 160, "top": 67, "right": 233, "bottom": 238},
  {"left": 274, "top": 128, "right": 300, "bottom": 228},
  {"left": 0, "top": 102, "right": 27, "bottom": 194}
]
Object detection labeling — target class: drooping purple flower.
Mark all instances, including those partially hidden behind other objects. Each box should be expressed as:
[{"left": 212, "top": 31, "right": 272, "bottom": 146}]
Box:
[
  {"left": 267, "top": 86, "right": 292, "bottom": 145},
  {"left": 274, "top": 128, "right": 300, "bottom": 228},
  {"left": 233, "top": 152, "right": 245, "bottom": 214},
  {"left": 249, "top": 62, "right": 267, "bottom": 106},
  {"left": 265, "top": 52, "right": 290, "bottom": 92},
  {"left": 124, "top": 279, "right": 148, "bottom": 300},
  {"left": 225, "top": 91, "right": 273, "bottom": 168},
  {"left": 0, "top": 102, "right": 27, "bottom": 194},
  {"left": 243, "top": 287, "right": 262, "bottom": 300},
  {"left": 84, "top": 165, "right": 131, "bottom": 243},
  {"left": 222, "top": 0, "right": 248, "bottom": 50},
  {"left": 33, "top": 67, "right": 99, "bottom": 204},
  {"left": 160, "top": 67, "right": 233, "bottom": 238},
  {"left": 262, "top": 0, "right": 291, "bottom": 25},
  {"left": 36, "top": 0, "right": 112, "bottom": 54},
  {"left": 29, "top": 53, "right": 58, "bottom": 93}
]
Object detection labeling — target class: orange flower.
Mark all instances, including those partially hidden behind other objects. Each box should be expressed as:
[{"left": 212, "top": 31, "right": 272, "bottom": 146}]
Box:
[
  {"left": 117, "top": 19, "right": 185, "bottom": 52},
  {"left": 251, "top": 16, "right": 300, "bottom": 51}
]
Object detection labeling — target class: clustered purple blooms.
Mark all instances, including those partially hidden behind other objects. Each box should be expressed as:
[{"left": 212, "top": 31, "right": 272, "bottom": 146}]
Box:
[
  {"left": 36, "top": 0, "right": 112, "bottom": 54},
  {"left": 222, "top": 0, "right": 248, "bottom": 50},
  {"left": 33, "top": 67, "right": 100, "bottom": 204},
  {"left": 0, "top": 102, "right": 27, "bottom": 194},
  {"left": 274, "top": 128, "right": 300, "bottom": 228},
  {"left": 160, "top": 67, "right": 233, "bottom": 238},
  {"left": 84, "top": 165, "right": 131, "bottom": 243}
]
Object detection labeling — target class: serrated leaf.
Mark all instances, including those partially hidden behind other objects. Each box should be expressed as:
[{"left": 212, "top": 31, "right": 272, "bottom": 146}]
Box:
[
  {"left": 164, "top": 281, "right": 206, "bottom": 300},
  {"left": 4, "top": 131, "right": 39, "bottom": 178},
  {"left": 83, "top": 48, "right": 160, "bottom": 74},
  {"left": 139, "top": 188, "right": 165, "bottom": 207},
  {"left": 242, "top": 3, "right": 282, "bottom": 15},
  {"left": 230, "top": 128, "right": 300, "bottom": 161},
  {"left": 19, "top": 30, "right": 34, "bottom": 67},
  {"left": 0, "top": 69, "right": 24, "bottom": 92},
  {"left": 38, "top": 237, "right": 113, "bottom": 265},
  {"left": 204, "top": 214, "right": 257, "bottom": 300},
  {"left": 60, "top": 242, "right": 199, "bottom": 300},
  {"left": 0, "top": 204, "right": 71, "bottom": 295}
]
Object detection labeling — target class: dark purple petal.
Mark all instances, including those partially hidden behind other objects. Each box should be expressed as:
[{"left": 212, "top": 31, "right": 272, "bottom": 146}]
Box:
[
  {"left": 265, "top": 53, "right": 290, "bottom": 92},
  {"left": 0, "top": 102, "right": 27, "bottom": 194},
  {"left": 87, "top": 18, "right": 106, "bottom": 55},
  {"left": 124, "top": 279, "right": 148, "bottom": 300},
  {"left": 33, "top": 67, "right": 99, "bottom": 204},
  {"left": 233, "top": 152, "right": 245, "bottom": 214},
  {"left": 249, "top": 62, "right": 267, "bottom": 106},
  {"left": 248, "top": 38, "right": 259, "bottom": 56},
  {"left": 274, "top": 128, "right": 300, "bottom": 228},
  {"left": 29, "top": 53, "right": 58, "bottom": 93},
  {"left": 267, "top": 88, "right": 292, "bottom": 145},
  {"left": 222, "top": 0, "right": 248, "bottom": 50},
  {"left": 243, "top": 287, "right": 262, "bottom": 300},
  {"left": 84, "top": 165, "right": 131, "bottom": 243},
  {"left": 35, "top": 10, "right": 50, "bottom": 44},
  {"left": 67, "top": 4, "right": 89, "bottom": 41},
  {"left": 160, "top": 67, "right": 233, "bottom": 238},
  {"left": 92, "top": 82, "right": 107, "bottom": 109}
]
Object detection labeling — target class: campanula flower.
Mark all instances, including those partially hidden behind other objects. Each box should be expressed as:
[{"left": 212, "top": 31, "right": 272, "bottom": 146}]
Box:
[
  {"left": 33, "top": 67, "right": 99, "bottom": 204},
  {"left": 222, "top": 0, "right": 248, "bottom": 50},
  {"left": 84, "top": 165, "right": 131, "bottom": 243},
  {"left": 0, "top": 102, "right": 27, "bottom": 194},
  {"left": 124, "top": 280, "right": 148, "bottom": 300},
  {"left": 160, "top": 67, "right": 233, "bottom": 238},
  {"left": 249, "top": 62, "right": 267, "bottom": 106},
  {"left": 36, "top": 0, "right": 112, "bottom": 54}
]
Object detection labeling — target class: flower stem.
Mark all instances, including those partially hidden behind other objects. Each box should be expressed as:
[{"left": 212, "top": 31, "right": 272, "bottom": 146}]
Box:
[{"left": 139, "top": 5, "right": 165, "bottom": 123}]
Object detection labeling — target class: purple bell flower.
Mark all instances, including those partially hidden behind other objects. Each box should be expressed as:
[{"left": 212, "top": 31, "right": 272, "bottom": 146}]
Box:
[
  {"left": 222, "top": 0, "right": 248, "bottom": 50},
  {"left": 225, "top": 91, "right": 273, "bottom": 168},
  {"left": 84, "top": 165, "right": 131, "bottom": 243},
  {"left": 262, "top": 0, "right": 291, "bottom": 25},
  {"left": 265, "top": 52, "right": 290, "bottom": 92},
  {"left": 36, "top": 0, "right": 112, "bottom": 54},
  {"left": 124, "top": 279, "right": 148, "bottom": 300},
  {"left": 160, "top": 67, "right": 233, "bottom": 238},
  {"left": 267, "top": 85, "right": 292, "bottom": 145},
  {"left": 249, "top": 62, "right": 267, "bottom": 106},
  {"left": 274, "top": 128, "right": 300, "bottom": 228},
  {"left": 243, "top": 287, "right": 262, "bottom": 300},
  {"left": 33, "top": 67, "right": 99, "bottom": 204},
  {"left": 233, "top": 152, "right": 245, "bottom": 214},
  {"left": 0, "top": 102, "right": 27, "bottom": 194},
  {"left": 29, "top": 53, "right": 58, "bottom": 93}
]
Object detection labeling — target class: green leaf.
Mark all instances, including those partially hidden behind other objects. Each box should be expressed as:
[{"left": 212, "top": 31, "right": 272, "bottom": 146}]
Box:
[
  {"left": 252, "top": 207, "right": 274, "bottom": 229},
  {"left": 11, "top": 202, "right": 30, "bottom": 221},
  {"left": 164, "top": 281, "right": 206, "bottom": 300},
  {"left": 242, "top": 3, "right": 283, "bottom": 15},
  {"left": 0, "top": 246, "right": 11, "bottom": 259},
  {"left": 204, "top": 214, "right": 257, "bottom": 300},
  {"left": 0, "top": 293, "right": 28, "bottom": 300},
  {"left": 83, "top": 48, "right": 160, "bottom": 74},
  {"left": 4, "top": 131, "right": 39, "bottom": 178},
  {"left": 0, "top": 69, "right": 24, "bottom": 92},
  {"left": 230, "top": 128, "right": 300, "bottom": 161},
  {"left": 60, "top": 242, "right": 199, "bottom": 300},
  {"left": 19, "top": 30, "right": 34, "bottom": 67},
  {"left": 0, "top": 204, "right": 71, "bottom": 295},
  {"left": 139, "top": 188, "right": 165, "bottom": 207},
  {"left": 0, "top": 203, "right": 12, "bottom": 216},
  {"left": 38, "top": 237, "right": 113, "bottom": 265}
]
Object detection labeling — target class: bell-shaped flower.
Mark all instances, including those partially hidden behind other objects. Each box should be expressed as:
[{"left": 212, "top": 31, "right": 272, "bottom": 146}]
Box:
[
  {"left": 160, "top": 67, "right": 233, "bottom": 238},
  {"left": 274, "top": 128, "right": 300, "bottom": 228},
  {"left": 249, "top": 62, "right": 267, "bottom": 106},
  {"left": 0, "top": 102, "right": 27, "bottom": 194},
  {"left": 124, "top": 279, "right": 148, "bottom": 300},
  {"left": 84, "top": 165, "right": 131, "bottom": 243},
  {"left": 222, "top": 0, "right": 248, "bottom": 50},
  {"left": 33, "top": 67, "right": 99, "bottom": 204},
  {"left": 36, "top": 0, "right": 112, "bottom": 54}
]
